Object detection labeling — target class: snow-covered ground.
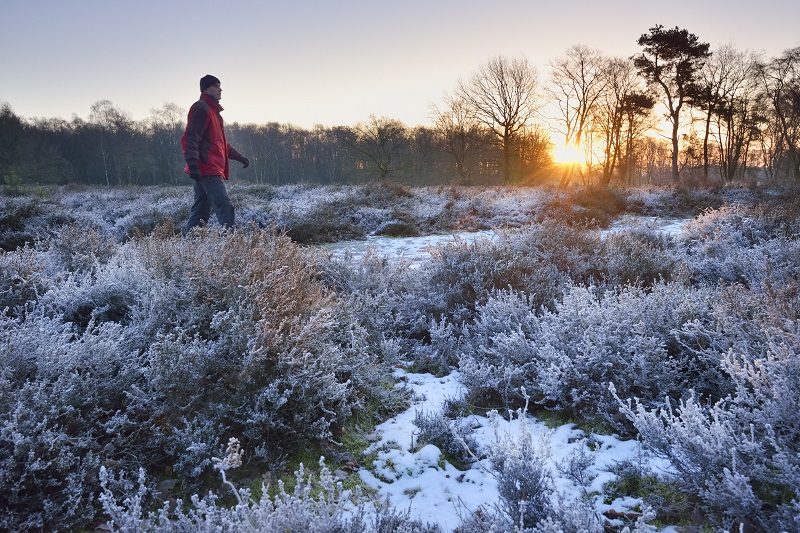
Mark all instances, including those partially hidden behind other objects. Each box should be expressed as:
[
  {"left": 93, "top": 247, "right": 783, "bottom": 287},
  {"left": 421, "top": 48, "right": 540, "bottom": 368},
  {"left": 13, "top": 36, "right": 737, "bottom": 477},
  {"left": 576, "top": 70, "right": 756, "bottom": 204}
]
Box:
[{"left": 359, "top": 369, "right": 676, "bottom": 532}]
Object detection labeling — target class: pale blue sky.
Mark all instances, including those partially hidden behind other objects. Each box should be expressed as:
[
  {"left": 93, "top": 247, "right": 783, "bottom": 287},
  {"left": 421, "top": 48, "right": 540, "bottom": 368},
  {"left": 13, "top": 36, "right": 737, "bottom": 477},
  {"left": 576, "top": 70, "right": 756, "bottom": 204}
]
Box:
[{"left": 2, "top": 0, "right": 798, "bottom": 128}]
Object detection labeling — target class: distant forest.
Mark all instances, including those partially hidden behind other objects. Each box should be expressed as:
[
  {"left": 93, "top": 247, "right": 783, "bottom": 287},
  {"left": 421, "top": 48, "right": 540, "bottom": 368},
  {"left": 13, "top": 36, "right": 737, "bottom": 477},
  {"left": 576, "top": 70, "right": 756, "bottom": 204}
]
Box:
[{"left": 1, "top": 27, "right": 799, "bottom": 188}]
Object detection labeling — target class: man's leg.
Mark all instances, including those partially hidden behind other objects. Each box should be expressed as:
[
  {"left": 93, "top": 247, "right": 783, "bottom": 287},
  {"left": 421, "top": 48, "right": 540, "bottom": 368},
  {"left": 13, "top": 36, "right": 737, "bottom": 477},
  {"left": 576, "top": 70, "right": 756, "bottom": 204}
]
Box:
[
  {"left": 186, "top": 179, "right": 212, "bottom": 233},
  {"left": 202, "top": 176, "right": 235, "bottom": 229}
]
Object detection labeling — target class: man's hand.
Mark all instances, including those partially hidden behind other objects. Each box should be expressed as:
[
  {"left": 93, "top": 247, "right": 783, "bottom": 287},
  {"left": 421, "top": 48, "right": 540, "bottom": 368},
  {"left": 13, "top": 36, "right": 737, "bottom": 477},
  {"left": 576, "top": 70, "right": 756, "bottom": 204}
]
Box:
[
  {"left": 241, "top": 157, "right": 250, "bottom": 169},
  {"left": 188, "top": 160, "right": 200, "bottom": 180}
]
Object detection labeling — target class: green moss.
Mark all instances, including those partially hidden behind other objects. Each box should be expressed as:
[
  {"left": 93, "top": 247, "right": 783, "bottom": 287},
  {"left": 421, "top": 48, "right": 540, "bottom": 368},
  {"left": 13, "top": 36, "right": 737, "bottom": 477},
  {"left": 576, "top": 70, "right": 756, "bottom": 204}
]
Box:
[
  {"left": 530, "top": 407, "right": 616, "bottom": 437},
  {"left": 342, "top": 470, "right": 376, "bottom": 498},
  {"left": 753, "top": 478, "right": 798, "bottom": 511},
  {"left": 437, "top": 448, "right": 470, "bottom": 472},
  {"left": 603, "top": 473, "right": 694, "bottom": 527},
  {"left": 339, "top": 428, "right": 371, "bottom": 457},
  {"left": 248, "top": 477, "right": 264, "bottom": 501}
]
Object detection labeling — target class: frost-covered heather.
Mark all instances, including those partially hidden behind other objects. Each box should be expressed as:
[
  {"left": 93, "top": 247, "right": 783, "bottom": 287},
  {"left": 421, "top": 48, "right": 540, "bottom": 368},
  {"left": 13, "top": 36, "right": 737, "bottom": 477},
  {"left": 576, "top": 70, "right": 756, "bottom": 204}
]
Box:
[
  {"left": 622, "top": 185, "right": 778, "bottom": 218},
  {"left": 2, "top": 183, "right": 800, "bottom": 531},
  {"left": 98, "top": 456, "right": 442, "bottom": 533},
  {"left": 456, "top": 284, "right": 711, "bottom": 422},
  {"left": 0, "top": 225, "right": 402, "bottom": 531},
  {"left": 318, "top": 191, "right": 800, "bottom": 530},
  {"left": 0, "top": 181, "right": 775, "bottom": 250}
]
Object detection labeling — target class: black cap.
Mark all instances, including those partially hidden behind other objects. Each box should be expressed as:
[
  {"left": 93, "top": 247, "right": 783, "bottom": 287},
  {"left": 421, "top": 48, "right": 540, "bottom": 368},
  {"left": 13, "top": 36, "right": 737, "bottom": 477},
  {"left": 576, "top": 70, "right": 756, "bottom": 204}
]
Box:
[{"left": 200, "top": 74, "right": 221, "bottom": 92}]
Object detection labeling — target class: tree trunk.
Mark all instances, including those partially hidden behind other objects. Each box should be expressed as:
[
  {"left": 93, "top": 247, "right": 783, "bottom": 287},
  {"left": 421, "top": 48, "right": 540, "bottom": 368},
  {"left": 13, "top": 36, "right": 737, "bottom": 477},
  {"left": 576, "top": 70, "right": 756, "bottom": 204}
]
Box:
[
  {"left": 702, "top": 108, "right": 712, "bottom": 183},
  {"left": 671, "top": 116, "right": 680, "bottom": 181}
]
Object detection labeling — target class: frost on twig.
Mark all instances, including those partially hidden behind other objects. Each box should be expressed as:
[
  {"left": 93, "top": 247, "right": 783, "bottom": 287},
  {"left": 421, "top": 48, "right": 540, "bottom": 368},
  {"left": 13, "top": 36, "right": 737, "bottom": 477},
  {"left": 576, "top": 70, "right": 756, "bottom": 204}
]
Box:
[{"left": 212, "top": 437, "right": 245, "bottom": 505}]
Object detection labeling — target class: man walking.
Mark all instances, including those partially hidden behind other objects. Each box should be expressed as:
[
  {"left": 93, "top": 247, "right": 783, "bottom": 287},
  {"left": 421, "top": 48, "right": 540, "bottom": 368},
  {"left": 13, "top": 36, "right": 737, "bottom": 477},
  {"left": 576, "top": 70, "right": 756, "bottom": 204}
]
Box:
[{"left": 182, "top": 74, "right": 250, "bottom": 232}]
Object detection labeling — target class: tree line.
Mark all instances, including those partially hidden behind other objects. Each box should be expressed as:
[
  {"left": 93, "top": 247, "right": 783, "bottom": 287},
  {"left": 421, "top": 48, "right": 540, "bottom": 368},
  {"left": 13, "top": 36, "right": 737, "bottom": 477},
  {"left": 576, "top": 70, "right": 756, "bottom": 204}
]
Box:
[{"left": 1, "top": 25, "right": 799, "bottom": 188}]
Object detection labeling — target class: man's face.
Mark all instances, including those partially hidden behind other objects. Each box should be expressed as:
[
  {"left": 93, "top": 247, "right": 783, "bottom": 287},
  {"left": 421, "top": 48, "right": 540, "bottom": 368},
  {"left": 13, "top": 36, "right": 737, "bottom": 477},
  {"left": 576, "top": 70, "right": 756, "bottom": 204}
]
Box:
[{"left": 203, "top": 83, "right": 222, "bottom": 101}]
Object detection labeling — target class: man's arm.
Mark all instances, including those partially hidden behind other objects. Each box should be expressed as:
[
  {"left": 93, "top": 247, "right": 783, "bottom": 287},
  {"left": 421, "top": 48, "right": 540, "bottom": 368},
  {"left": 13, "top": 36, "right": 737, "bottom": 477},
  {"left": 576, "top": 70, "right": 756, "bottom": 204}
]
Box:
[
  {"left": 228, "top": 144, "right": 250, "bottom": 168},
  {"left": 184, "top": 102, "right": 209, "bottom": 176}
]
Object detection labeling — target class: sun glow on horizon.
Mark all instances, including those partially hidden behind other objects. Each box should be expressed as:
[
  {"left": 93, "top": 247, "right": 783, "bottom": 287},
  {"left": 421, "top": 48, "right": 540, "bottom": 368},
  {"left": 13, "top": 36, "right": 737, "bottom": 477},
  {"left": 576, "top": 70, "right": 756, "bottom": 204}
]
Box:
[{"left": 551, "top": 142, "right": 583, "bottom": 166}]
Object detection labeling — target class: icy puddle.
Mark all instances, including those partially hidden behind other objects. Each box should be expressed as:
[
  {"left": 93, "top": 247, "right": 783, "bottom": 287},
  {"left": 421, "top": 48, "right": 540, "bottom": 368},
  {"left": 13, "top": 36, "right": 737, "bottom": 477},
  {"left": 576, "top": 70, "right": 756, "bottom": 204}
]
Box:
[
  {"left": 323, "top": 215, "right": 689, "bottom": 264},
  {"left": 322, "top": 229, "right": 496, "bottom": 264}
]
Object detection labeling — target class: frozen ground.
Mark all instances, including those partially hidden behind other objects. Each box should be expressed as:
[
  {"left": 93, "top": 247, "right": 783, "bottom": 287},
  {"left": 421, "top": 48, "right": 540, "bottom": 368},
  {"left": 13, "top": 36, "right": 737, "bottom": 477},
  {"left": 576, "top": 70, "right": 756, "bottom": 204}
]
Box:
[
  {"left": 322, "top": 229, "right": 497, "bottom": 266},
  {"left": 325, "top": 215, "right": 689, "bottom": 265},
  {"left": 360, "top": 370, "right": 677, "bottom": 532},
  {"left": 602, "top": 215, "right": 689, "bottom": 237}
]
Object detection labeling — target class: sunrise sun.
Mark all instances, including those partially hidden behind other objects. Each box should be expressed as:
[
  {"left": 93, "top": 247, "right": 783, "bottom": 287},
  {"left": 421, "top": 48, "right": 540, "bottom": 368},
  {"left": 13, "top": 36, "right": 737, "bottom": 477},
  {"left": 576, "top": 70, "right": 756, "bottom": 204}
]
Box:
[{"left": 552, "top": 142, "right": 583, "bottom": 166}]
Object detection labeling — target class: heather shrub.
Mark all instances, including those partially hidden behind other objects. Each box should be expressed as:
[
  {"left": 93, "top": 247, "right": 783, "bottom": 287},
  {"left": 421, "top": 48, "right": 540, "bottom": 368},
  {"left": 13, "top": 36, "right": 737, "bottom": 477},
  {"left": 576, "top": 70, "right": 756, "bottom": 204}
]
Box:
[
  {"left": 423, "top": 221, "right": 595, "bottom": 321},
  {"left": 317, "top": 248, "right": 429, "bottom": 358},
  {"left": 379, "top": 230, "right": 569, "bottom": 371},
  {"left": 45, "top": 222, "right": 118, "bottom": 274},
  {"left": 412, "top": 409, "right": 477, "bottom": 466},
  {"left": 373, "top": 216, "right": 420, "bottom": 237},
  {"left": 679, "top": 205, "right": 800, "bottom": 288},
  {"left": 281, "top": 201, "right": 367, "bottom": 243},
  {"left": 458, "top": 281, "right": 727, "bottom": 428},
  {"left": 0, "top": 196, "right": 45, "bottom": 250},
  {"left": 631, "top": 186, "right": 725, "bottom": 217},
  {"left": 538, "top": 186, "right": 628, "bottom": 228},
  {"left": 485, "top": 409, "right": 554, "bottom": 529},
  {"left": 320, "top": 218, "right": 593, "bottom": 373},
  {"left": 328, "top": 220, "right": 657, "bottom": 373},
  {"left": 59, "top": 187, "right": 186, "bottom": 241},
  {"left": 617, "top": 347, "right": 800, "bottom": 531},
  {"left": 35, "top": 254, "right": 145, "bottom": 333},
  {"left": 0, "top": 226, "right": 401, "bottom": 530},
  {"left": 568, "top": 185, "right": 628, "bottom": 221},
  {"left": 682, "top": 204, "right": 791, "bottom": 245},
  {"left": 363, "top": 179, "right": 414, "bottom": 202},
  {"left": 423, "top": 237, "right": 518, "bottom": 327},
  {"left": 448, "top": 194, "right": 496, "bottom": 231},
  {"left": 0, "top": 245, "right": 47, "bottom": 318},
  {"left": 126, "top": 228, "right": 400, "bottom": 462},
  {"left": 454, "top": 290, "right": 541, "bottom": 408},
  {"left": 597, "top": 228, "right": 679, "bottom": 288},
  {"left": 99, "top": 456, "right": 442, "bottom": 532},
  {"left": 616, "top": 265, "right": 800, "bottom": 530},
  {"left": 507, "top": 220, "right": 605, "bottom": 285},
  {"left": 272, "top": 182, "right": 422, "bottom": 243},
  {"left": 0, "top": 318, "right": 144, "bottom": 531},
  {"left": 493, "top": 456, "right": 553, "bottom": 529}
]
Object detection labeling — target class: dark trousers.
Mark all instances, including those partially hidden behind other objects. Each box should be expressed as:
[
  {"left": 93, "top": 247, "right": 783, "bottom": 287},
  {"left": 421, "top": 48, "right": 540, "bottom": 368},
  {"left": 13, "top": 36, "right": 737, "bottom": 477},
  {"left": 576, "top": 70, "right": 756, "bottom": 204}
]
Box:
[{"left": 186, "top": 176, "right": 234, "bottom": 232}]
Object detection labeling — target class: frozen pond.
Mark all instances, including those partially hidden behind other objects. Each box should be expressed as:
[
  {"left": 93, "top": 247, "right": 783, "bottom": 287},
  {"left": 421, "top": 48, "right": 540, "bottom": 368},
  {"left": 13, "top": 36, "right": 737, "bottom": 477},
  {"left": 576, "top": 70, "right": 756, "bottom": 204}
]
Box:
[
  {"left": 323, "top": 215, "right": 690, "bottom": 264},
  {"left": 322, "top": 229, "right": 497, "bottom": 264},
  {"left": 602, "top": 214, "right": 689, "bottom": 236}
]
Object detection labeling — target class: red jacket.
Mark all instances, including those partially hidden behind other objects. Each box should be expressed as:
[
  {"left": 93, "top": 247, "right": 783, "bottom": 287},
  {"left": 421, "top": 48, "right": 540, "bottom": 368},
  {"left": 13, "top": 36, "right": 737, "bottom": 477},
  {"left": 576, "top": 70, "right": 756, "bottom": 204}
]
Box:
[{"left": 181, "top": 93, "right": 245, "bottom": 180}]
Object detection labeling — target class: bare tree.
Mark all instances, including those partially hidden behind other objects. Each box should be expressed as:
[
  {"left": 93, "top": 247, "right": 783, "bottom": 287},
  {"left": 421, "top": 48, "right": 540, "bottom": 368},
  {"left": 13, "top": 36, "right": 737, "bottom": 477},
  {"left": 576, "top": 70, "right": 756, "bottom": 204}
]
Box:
[
  {"left": 430, "top": 92, "right": 484, "bottom": 184},
  {"left": 595, "top": 58, "right": 656, "bottom": 185},
  {"left": 757, "top": 47, "right": 800, "bottom": 181},
  {"left": 547, "top": 45, "right": 609, "bottom": 186},
  {"left": 633, "top": 25, "right": 711, "bottom": 181},
  {"left": 456, "top": 55, "right": 541, "bottom": 184},
  {"left": 688, "top": 45, "right": 755, "bottom": 182},
  {"left": 692, "top": 45, "right": 762, "bottom": 182},
  {"left": 147, "top": 103, "right": 185, "bottom": 184},
  {"left": 88, "top": 100, "right": 137, "bottom": 185},
  {"left": 517, "top": 124, "right": 554, "bottom": 184},
  {"left": 348, "top": 115, "right": 409, "bottom": 180}
]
